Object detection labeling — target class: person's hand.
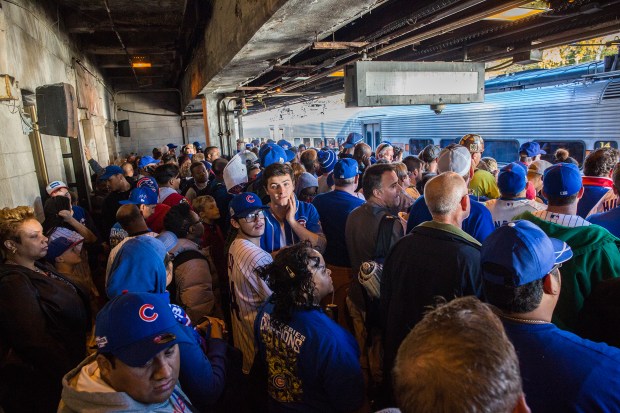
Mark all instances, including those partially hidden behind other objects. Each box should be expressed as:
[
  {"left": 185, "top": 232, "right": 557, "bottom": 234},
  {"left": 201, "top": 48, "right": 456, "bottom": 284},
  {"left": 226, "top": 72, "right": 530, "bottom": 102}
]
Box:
[
  {"left": 84, "top": 147, "right": 92, "bottom": 161},
  {"left": 197, "top": 317, "right": 227, "bottom": 340},
  {"left": 58, "top": 209, "right": 74, "bottom": 222},
  {"left": 285, "top": 193, "right": 297, "bottom": 224}
]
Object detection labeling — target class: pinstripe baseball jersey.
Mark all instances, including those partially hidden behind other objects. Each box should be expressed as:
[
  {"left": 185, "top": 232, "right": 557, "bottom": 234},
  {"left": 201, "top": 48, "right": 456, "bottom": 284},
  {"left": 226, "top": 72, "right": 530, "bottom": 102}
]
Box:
[
  {"left": 587, "top": 190, "right": 619, "bottom": 216},
  {"left": 260, "top": 200, "right": 323, "bottom": 253},
  {"left": 228, "top": 238, "right": 273, "bottom": 373},
  {"left": 485, "top": 198, "right": 547, "bottom": 228},
  {"left": 532, "top": 210, "right": 591, "bottom": 228}
]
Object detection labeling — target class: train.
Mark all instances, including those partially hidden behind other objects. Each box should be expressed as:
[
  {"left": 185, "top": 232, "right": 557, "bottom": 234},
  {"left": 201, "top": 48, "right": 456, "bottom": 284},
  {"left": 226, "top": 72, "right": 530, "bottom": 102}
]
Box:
[{"left": 243, "top": 59, "right": 620, "bottom": 165}]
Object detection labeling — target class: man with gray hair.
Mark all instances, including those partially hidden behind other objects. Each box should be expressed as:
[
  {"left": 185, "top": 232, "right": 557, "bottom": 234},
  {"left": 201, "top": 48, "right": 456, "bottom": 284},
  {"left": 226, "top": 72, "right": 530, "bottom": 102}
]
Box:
[
  {"left": 382, "top": 297, "right": 530, "bottom": 413},
  {"left": 380, "top": 171, "right": 483, "bottom": 406},
  {"left": 406, "top": 144, "right": 494, "bottom": 242}
]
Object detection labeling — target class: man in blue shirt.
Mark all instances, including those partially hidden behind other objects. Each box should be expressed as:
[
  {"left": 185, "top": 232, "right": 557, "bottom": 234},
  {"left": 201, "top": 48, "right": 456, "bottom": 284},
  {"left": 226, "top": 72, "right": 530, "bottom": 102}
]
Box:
[
  {"left": 313, "top": 158, "right": 365, "bottom": 329},
  {"left": 587, "top": 162, "right": 620, "bottom": 237},
  {"left": 406, "top": 144, "right": 494, "bottom": 243},
  {"left": 260, "top": 162, "right": 326, "bottom": 254},
  {"left": 482, "top": 220, "right": 620, "bottom": 413}
]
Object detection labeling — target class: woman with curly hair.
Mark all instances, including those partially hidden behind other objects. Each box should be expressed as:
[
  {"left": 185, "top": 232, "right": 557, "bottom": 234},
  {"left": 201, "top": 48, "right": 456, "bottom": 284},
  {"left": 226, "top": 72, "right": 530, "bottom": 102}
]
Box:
[
  {"left": 0, "top": 206, "right": 90, "bottom": 412},
  {"left": 254, "top": 242, "right": 364, "bottom": 412}
]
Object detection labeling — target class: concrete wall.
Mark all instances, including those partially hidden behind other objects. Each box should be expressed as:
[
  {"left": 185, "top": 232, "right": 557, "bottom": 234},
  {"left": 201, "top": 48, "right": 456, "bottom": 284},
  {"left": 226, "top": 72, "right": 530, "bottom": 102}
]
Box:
[{"left": 0, "top": 0, "right": 112, "bottom": 210}]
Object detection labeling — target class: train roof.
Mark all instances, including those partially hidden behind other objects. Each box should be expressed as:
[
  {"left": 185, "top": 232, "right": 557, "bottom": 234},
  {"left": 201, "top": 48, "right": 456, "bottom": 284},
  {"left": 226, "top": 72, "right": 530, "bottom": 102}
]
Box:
[{"left": 485, "top": 60, "right": 606, "bottom": 92}]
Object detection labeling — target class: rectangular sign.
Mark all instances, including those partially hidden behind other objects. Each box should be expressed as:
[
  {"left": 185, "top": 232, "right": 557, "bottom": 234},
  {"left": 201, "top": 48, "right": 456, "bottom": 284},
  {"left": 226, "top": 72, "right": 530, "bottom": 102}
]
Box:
[{"left": 345, "top": 61, "right": 485, "bottom": 107}]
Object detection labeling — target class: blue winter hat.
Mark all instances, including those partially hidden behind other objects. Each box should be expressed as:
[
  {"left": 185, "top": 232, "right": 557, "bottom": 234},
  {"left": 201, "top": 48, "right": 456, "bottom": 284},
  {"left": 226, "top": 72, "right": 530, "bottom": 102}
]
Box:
[
  {"left": 519, "top": 142, "right": 546, "bottom": 157},
  {"left": 543, "top": 163, "right": 582, "bottom": 197},
  {"left": 120, "top": 186, "right": 158, "bottom": 206},
  {"left": 317, "top": 149, "right": 337, "bottom": 173},
  {"left": 229, "top": 192, "right": 269, "bottom": 219},
  {"left": 95, "top": 292, "right": 191, "bottom": 367},
  {"left": 138, "top": 156, "right": 158, "bottom": 169},
  {"left": 343, "top": 132, "right": 363, "bottom": 149},
  {"left": 333, "top": 158, "right": 360, "bottom": 179},
  {"left": 482, "top": 220, "right": 573, "bottom": 287},
  {"left": 100, "top": 165, "right": 124, "bottom": 180},
  {"left": 498, "top": 162, "right": 527, "bottom": 195},
  {"left": 277, "top": 139, "right": 293, "bottom": 150},
  {"left": 107, "top": 236, "right": 169, "bottom": 299},
  {"left": 259, "top": 143, "right": 286, "bottom": 167}
]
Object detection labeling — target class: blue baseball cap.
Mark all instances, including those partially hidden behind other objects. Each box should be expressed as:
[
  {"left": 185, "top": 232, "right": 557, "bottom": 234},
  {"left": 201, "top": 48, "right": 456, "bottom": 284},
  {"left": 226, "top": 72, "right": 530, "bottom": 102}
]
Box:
[
  {"left": 136, "top": 176, "right": 159, "bottom": 193},
  {"left": 317, "top": 149, "right": 337, "bottom": 173},
  {"left": 95, "top": 292, "right": 191, "bottom": 367},
  {"left": 120, "top": 186, "right": 158, "bottom": 206},
  {"left": 543, "top": 163, "right": 582, "bottom": 197},
  {"left": 166, "top": 143, "right": 178, "bottom": 149},
  {"left": 138, "top": 156, "right": 158, "bottom": 169},
  {"left": 100, "top": 165, "right": 124, "bottom": 180},
  {"left": 45, "top": 237, "right": 83, "bottom": 264},
  {"left": 498, "top": 162, "right": 527, "bottom": 195},
  {"left": 343, "top": 132, "right": 363, "bottom": 149},
  {"left": 277, "top": 139, "right": 293, "bottom": 150},
  {"left": 259, "top": 143, "right": 286, "bottom": 167},
  {"left": 229, "top": 192, "right": 269, "bottom": 219},
  {"left": 482, "top": 220, "right": 573, "bottom": 287},
  {"left": 285, "top": 149, "right": 296, "bottom": 162},
  {"left": 333, "top": 158, "right": 360, "bottom": 179},
  {"left": 519, "top": 142, "right": 546, "bottom": 157}
]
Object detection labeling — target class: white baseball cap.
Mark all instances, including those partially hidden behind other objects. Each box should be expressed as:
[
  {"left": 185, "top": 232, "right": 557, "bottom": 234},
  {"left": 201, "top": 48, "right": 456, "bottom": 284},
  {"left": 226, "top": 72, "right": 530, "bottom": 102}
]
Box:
[{"left": 46, "top": 180, "right": 68, "bottom": 195}]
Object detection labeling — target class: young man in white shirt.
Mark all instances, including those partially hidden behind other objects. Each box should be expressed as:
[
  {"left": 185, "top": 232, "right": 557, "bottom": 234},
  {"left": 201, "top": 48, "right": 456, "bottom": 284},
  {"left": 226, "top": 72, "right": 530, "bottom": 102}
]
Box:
[{"left": 228, "top": 192, "right": 273, "bottom": 373}]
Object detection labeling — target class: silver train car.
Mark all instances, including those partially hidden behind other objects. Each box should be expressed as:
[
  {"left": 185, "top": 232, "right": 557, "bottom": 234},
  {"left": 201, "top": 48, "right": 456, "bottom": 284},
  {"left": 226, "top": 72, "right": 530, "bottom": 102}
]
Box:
[{"left": 243, "top": 61, "right": 620, "bottom": 165}]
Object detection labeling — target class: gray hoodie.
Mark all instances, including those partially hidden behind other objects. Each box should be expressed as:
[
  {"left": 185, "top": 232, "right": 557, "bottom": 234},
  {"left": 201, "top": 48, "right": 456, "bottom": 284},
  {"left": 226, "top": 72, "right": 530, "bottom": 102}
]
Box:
[{"left": 58, "top": 354, "right": 196, "bottom": 413}]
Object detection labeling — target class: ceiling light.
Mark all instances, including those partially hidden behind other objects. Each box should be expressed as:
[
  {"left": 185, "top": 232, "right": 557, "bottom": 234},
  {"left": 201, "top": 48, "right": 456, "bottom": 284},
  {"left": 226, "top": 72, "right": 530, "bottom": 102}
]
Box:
[
  {"left": 485, "top": 2, "right": 549, "bottom": 21},
  {"left": 131, "top": 56, "right": 152, "bottom": 68},
  {"left": 294, "top": 76, "right": 311, "bottom": 81}
]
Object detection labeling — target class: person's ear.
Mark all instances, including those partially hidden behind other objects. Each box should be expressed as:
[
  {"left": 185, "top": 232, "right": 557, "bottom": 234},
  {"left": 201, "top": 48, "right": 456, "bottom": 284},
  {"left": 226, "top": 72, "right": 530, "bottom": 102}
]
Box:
[
  {"left": 512, "top": 393, "right": 531, "bottom": 413},
  {"left": 542, "top": 273, "right": 559, "bottom": 295},
  {"left": 460, "top": 194, "right": 469, "bottom": 212},
  {"left": 3, "top": 240, "right": 16, "bottom": 253},
  {"left": 576, "top": 186, "right": 585, "bottom": 199},
  {"left": 55, "top": 256, "right": 64, "bottom": 263},
  {"left": 469, "top": 164, "right": 475, "bottom": 179},
  {"left": 230, "top": 218, "right": 240, "bottom": 229}
]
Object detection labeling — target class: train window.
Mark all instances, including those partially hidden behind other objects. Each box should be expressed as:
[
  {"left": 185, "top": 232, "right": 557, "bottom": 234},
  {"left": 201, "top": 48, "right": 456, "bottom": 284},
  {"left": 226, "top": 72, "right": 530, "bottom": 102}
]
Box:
[
  {"left": 440, "top": 138, "right": 459, "bottom": 148},
  {"left": 294, "top": 138, "right": 301, "bottom": 146},
  {"left": 483, "top": 140, "right": 520, "bottom": 164},
  {"left": 535, "top": 141, "right": 585, "bottom": 166},
  {"left": 314, "top": 138, "right": 323, "bottom": 148},
  {"left": 409, "top": 139, "right": 433, "bottom": 155},
  {"left": 594, "top": 140, "right": 618, "bottom": 149},
  {"left": 325, "top": 138, "right": 336, "bottom": 148}
]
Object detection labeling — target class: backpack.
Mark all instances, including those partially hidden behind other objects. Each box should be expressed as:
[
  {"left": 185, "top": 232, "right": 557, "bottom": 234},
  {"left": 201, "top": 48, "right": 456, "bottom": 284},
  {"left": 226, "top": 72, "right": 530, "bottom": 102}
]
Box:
[
  {"left": 169, "top": 249, "right": 210, "bottom": 309},
  {"left": 358, "top": 213, "right": 398, "bottom": 300}
]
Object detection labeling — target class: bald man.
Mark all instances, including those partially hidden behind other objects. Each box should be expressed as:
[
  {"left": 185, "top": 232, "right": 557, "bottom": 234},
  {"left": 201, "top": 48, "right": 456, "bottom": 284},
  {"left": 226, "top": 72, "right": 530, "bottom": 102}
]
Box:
[{"left": 379, "top": 172, "right": 484, "bottom": 405}]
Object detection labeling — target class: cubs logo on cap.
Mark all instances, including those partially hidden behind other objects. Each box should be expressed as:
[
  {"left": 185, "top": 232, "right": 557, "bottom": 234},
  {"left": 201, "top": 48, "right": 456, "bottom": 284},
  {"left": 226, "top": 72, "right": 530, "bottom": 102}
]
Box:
[{"left": 229, "top": 192, "right": 269, "bottom": 219}]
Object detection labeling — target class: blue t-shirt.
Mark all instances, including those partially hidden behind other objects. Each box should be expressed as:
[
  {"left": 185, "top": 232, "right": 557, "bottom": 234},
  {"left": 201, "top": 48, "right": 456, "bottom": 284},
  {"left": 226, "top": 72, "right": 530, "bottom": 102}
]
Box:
[
  {"left": 261, "top": 201, "right": 322, "bottom": 253},
  {"left": 312, "top": 190, "right": 364, "bottom": 267},
  {"left": 406, "top": 195, "right": 494, "bottom": 242},
  {"left": 254, "top": 301, "right": 364, "bottom": 413},
  {"left": 587, "top": 207, "right": 620, "bottom": 238},
  {"left": 503, "top": 320, "right": 620, "bottom": 413}
]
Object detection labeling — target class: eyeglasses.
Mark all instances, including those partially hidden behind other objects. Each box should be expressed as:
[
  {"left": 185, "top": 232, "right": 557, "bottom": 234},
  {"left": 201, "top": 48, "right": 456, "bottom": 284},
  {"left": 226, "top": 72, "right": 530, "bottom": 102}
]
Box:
[{"left": 242, "top": 210, "right": 265, "bottom": 223}]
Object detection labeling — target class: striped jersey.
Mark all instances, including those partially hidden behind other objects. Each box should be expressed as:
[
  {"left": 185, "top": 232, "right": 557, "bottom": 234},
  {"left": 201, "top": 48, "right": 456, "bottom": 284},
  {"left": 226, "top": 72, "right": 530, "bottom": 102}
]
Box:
[
  {"left": 228, "top": 238, "right": 273, "bottom": 373},
  {"left": 532, "top": 210, "right": 591, "bottom": 228},
  {"left": 587, "top": 191, "right": 619, "bottom": 217},
  {"left": 260, "top": 200, "right": 323, "bottom": 253},
  {"left": 485, "top": 198, "right": 547, "bottom": 228}
]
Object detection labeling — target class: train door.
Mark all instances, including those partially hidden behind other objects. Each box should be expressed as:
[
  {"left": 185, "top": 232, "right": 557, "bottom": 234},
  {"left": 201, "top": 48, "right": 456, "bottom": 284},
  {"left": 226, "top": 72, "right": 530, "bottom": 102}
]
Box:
[{"left": 363, "top": 122, "right": 381, "bottom": 149}]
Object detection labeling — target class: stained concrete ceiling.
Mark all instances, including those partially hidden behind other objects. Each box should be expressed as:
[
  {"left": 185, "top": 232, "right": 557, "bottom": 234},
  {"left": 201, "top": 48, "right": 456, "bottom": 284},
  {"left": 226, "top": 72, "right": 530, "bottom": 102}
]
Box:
[{"left": 51, "top": 0, "right": 620, "bottom": 111}]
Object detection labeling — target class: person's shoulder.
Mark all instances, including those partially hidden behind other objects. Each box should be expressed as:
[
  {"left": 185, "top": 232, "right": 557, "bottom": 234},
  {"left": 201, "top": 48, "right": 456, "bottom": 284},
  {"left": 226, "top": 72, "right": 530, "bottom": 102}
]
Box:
[{"left": 554, "top": 327, "right": 620, "bottom": 364}]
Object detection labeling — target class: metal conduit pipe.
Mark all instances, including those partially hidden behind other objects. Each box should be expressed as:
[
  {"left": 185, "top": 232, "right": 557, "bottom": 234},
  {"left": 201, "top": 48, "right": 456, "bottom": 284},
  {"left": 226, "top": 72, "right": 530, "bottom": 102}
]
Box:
[{"left": 216, "top": 95, "right": 226, "bottom": 152}]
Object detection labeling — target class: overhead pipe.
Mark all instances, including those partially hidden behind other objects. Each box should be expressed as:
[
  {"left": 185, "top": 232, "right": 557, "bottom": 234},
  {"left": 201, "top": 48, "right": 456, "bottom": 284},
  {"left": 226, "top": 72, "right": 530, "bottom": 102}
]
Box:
[{"left": 216, "top": 95, "right": 226, "bottom": 153}]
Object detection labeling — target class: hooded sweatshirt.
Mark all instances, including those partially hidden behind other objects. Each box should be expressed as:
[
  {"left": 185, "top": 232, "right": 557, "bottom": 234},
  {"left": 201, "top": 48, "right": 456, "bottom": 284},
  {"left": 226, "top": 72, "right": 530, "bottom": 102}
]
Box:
[
  {"left": 515, "top": 211, "right": 620, "bottom": 331},
  {"left": 59, "top": 354, "right": 197, "bottom": 412}
]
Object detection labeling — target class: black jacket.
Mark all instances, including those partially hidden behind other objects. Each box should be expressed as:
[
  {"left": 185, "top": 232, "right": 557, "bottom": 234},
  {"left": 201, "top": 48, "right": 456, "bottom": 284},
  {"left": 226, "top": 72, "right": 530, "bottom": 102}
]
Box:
[
  {"left": 0, "top": 263, "right": 90, "bottom": 412},
  {"left": 379, "top": 221, "right": 483, "bottom": 399}
]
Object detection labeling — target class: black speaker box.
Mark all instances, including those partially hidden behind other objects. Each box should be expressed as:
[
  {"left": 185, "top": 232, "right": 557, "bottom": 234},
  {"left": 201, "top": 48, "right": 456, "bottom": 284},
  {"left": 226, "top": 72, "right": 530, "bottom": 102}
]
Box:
[
  {"left": 35, "top": 83, "right": 78, "bottom": 138},
  {"left": 118, "top": 120, "right": 131, "bottom": 137}
]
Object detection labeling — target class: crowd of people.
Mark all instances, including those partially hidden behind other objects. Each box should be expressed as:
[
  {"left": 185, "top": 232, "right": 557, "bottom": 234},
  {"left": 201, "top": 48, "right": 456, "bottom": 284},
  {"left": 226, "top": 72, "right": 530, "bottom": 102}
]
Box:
[{"left": 0, "top": 134, "right": 619, "bottom": 413}]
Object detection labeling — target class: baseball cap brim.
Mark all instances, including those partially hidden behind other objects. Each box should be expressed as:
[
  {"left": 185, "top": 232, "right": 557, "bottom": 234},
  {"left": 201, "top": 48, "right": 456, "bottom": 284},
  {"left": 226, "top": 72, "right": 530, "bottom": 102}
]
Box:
[
  {"left": 114, "top": 323, "right": 191, "bottom": 367},
  {"left": 549, "top": 237, "right": 573, "bottom": 265},
  {"left": 233, "top": 205, "right": 269, "bottom": 219}
]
